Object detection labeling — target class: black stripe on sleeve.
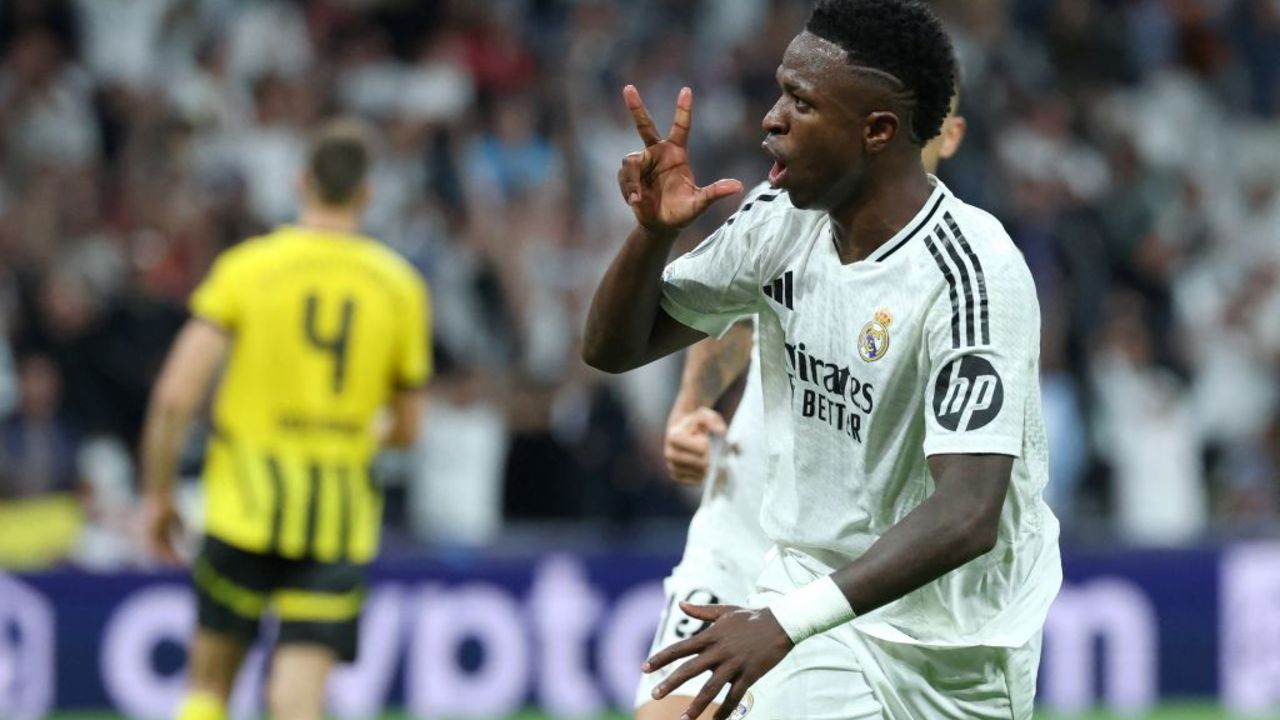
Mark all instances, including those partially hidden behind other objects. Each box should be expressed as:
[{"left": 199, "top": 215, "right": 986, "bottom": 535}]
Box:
[
  {"left": 945, "top": 213, "right": 990, "bottom": 345},
  {"left": 265, "top": 455, "right": 286, "bottom": 554},
  {"left": 936, "top": 227, "right": 975, "bottom": 347},
  {"left": 923, "top": 233, "right": 961, "bottom": 348},
  {"left": 336, "top": 464, "right": 352, "bottom": 561},
  {"left": 723, "top": 191, "right": 780, "bottom": 227},
  {"left": 302, "top": 462, "right": 322, "bottom": 558},
  {"left": 877, "top": 193, "right": 945, "bottom": 262}
]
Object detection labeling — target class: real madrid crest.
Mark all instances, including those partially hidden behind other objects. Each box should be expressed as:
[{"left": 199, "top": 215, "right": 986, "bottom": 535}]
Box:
[{"left": 858, "top": 308, "right": 893, "bottom": 362}]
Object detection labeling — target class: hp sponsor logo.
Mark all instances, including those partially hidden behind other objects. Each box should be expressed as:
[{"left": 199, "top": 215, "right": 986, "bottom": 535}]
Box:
[{"left": 933, "top": 356, "right": 1003, "bottom": 431}]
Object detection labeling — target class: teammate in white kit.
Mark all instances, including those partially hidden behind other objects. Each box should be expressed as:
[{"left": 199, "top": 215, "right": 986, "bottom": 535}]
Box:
[
  {"left": 584, "top": 1, "right": 1060, "bottom": 718},
  {"left": 635, "top": 97, "right": 967, "bottom": 720}
]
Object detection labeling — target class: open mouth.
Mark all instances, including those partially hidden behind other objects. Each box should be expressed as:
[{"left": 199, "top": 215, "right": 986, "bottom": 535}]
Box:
[
  {"left": 763, "top": 140, "right": 788, "bottom": 187},
  {"left": 768, "top": 159, "right": 788, "bottom": 187}
]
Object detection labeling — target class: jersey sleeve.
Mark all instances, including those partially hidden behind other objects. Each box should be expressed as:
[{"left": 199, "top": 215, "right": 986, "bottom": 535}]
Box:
[
  {"left": 922, "top": 248, "right": 1038, "bottom": 458},
  {"left": 659, "top": 187, "right": 775, "bottom": 339},
  {"left": 394, "top": 271, "right": 432, "bottom": 390},
  {"left": 189, "top": 250, "right": 244, "bottom": 332}
]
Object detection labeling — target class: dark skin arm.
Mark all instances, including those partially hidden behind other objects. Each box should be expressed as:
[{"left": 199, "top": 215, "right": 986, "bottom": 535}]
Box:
[
  {"left": 582, "top": 85, "right": 744, "bottom": 373},
  {"left": 644, "top": 453, "right": 1013, "bottom": 720},
  {"left": 582, "top": 225, "right": 707, "bottom": 373}
]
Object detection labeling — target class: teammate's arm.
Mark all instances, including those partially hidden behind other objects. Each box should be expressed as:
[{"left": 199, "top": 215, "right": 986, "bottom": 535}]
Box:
[
  {"left": 664, "top": 321, "right": 753, "bottom": 484},
  {"left": 383, "top": 269, "right": 432, "bottom": 449},
  {"left": 384, "top": 389, "right": 425, "bottom": 448},
  {"left": 582, "top": 85, "right": 743, "bottom": 373},
  {"left": 140, "top": 319, "right": 230, "bottom": 564}
]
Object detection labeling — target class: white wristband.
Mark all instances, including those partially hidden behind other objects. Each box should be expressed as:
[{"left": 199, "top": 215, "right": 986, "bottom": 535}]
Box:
[{"left": 768, "top": 575, "right": 855, "bottom": 645}]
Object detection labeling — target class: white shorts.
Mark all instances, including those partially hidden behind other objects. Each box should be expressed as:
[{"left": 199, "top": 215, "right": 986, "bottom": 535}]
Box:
[
  {"left": 742, "top": 550, "right": 1043, "bottom": 719},
  {"left": 634, "top": 557, "right": 755, "bottom": 709},
  {"left": 741, "top": 626, "right": 1043, "bottom": 719}
]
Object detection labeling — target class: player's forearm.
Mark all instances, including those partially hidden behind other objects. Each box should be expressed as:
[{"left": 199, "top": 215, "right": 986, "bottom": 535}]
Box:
[
  {"left": 384, "top": 390, "right": 425, "bottom": 448},
  {"left": 582, "top": 224, "right": 681, "bottom": 372},
  {"left": 828, "top": 480, "right": 1002, "bottom": 616},
  {"left": 140, "top": 320, "right": 230, "bottom": 500},
  {"left": 140, "top": 402, "right": 195, "bottom": 500},
  {"left": 769, "top": 455, "right": 1009, "bottom": 645},
  {"left": 670, "top": 320, "right": 754, "bottom": 418}
]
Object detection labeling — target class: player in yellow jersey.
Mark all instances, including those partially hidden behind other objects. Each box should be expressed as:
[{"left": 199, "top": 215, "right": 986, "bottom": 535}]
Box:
[{"left": 140, "top": 118, "right": 431, "bottom": 720}]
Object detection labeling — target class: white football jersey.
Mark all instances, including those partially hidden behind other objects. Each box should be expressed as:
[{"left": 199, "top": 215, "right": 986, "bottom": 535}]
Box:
[
  {"left": 660, "top": 179, "right": 1061, "bottom": 647},
  {"left": 676, "top": 329, "right": 772, "bottom": 585}
]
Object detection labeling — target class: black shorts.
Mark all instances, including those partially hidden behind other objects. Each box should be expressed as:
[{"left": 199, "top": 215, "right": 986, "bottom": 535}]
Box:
[{"left": 193, "top": 536, "right": 367, "bottom": 662}]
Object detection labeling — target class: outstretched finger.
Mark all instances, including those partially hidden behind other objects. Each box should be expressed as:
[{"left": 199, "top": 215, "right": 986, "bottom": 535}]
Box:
[
  {"left": 693, "top": 179, "right": 745, "bottom": 214},
  {"left": 686, "top": 669, "right": 735, "bottom": 720},
  {"left": 653, "top": 655, "right": 717, "bottom": 701},
  {"left": 714, "top": 678, "right": 752, "bottom": 720},
  {"left": 679, "top": 602, "right": 735, "bottom": 623},
  {"left": 623, "top": 85, "right": 662, "bottom": 146},
  {"left": 669, "top": 86, "right": 693, "bottom": 148},
  {"left": 644, "top": 632, "right": 708, "bottom": 673}
]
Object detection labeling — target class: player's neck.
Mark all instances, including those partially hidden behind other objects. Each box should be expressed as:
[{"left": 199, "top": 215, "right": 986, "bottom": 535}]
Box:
[
  {"left": 296, "top": 205, "right": 361, "bottom": 236},
  {"left": 828, "top": 168, "right": 933, "bottom": 265}
]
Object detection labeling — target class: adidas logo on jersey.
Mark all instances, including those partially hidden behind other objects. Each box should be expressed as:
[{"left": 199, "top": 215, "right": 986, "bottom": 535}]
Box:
[{"left": 762, "top": 271, "right": 795, "bottom": 310}]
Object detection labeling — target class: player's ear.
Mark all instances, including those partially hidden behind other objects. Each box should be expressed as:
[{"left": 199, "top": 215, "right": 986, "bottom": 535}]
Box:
[
  {"left": 938, "top": 116, "right": 967, "bottom": 161},
  {"left": 864, "top": 111, "right": 899, "bottom": 153}
]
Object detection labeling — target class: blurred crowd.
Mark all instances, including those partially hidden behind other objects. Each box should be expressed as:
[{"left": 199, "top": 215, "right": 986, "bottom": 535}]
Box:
[{"left": 0, "top": 0, "right": 1277, "bottom": 568}]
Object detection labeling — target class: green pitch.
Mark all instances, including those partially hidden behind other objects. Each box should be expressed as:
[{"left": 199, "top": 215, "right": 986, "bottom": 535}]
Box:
[{"left": 48, "top": 705, "right": 1231, "bottom": 720}]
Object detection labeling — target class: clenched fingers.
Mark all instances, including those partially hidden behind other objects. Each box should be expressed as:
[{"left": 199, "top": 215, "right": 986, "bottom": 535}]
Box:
[
  {"left": 666, "top": 438, "right": 711, "bottom": 481},
  {"left": 685, "top": 407, "right": 728, "bottom": 435},
  {"left": 618, "top": 152, "right": 645, "bottom": 204},
  {"left": 668, "top": 458, "right": 710, "bottom": 484},
  {"left": 668, "top": 429, "right": 712, "bottom": 456}
]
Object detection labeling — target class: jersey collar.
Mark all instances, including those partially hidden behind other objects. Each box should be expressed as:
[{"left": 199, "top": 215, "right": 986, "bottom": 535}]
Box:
[{"left": 866, "top": 175, "right": 950, "bottom": 263}]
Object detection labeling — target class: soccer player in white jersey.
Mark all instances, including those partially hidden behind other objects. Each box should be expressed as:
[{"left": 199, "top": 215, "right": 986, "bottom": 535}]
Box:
[
  {"left": 583, "top": 0, "right": 1060, "bottom": 717},
  {"left": 636, "top": 97, "right": 967, "bottom": 720}
]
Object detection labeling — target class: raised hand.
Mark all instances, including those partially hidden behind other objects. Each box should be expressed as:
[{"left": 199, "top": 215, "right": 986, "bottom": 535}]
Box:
[
  {"left": 664, "top": 407, "right": 728, "bottom": 484},
  {"left": 643, "top": 602, "right": 794, "bottom": 720},
  {"left": 618, "top": 85, "right": 744, "bottom": 235}
]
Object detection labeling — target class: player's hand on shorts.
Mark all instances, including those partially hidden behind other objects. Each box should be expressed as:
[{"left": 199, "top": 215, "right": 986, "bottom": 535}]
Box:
[
  {"left": 665, "top": 407, "right": 728, "bottom": 485},
  {"left": 618, "top": 85, "right": 743, "bottom": 235},
  {"left": 143, "top": 493, "right": 186, "bottom": 567},
  {"left": 643, "top": 602, "right": 794, "bottom": 720}
]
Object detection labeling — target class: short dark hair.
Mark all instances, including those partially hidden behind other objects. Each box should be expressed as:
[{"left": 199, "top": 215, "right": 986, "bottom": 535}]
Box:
[
  {"left": 308, "top": 118, "right": 374, "bottom": 206},
  {"left": 806, "top": 0, "right": 957, "bottom": 144}
]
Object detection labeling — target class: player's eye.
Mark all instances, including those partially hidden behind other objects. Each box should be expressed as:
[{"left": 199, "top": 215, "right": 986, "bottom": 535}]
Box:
[{"left": 793, "top": 95, "right": 812, "bottom": 113}]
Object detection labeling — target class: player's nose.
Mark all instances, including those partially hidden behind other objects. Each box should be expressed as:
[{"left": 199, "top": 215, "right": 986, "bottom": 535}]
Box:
[{"left": 762, "top": 97, "right": 787, "bottom": 136}]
